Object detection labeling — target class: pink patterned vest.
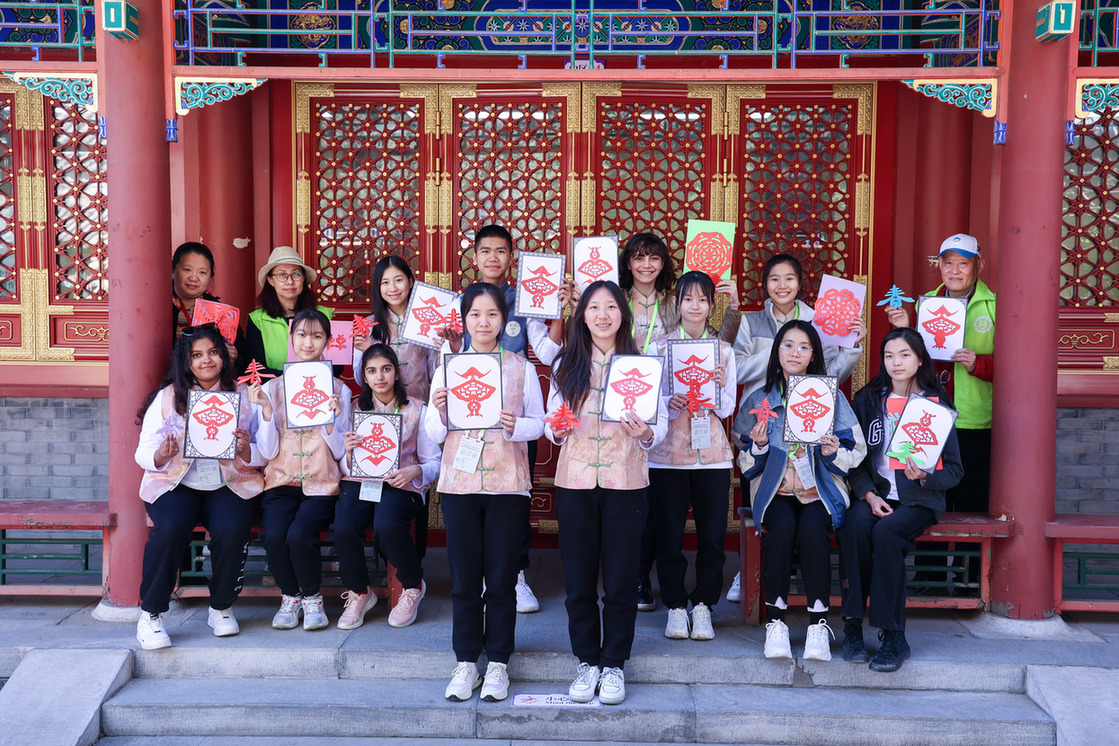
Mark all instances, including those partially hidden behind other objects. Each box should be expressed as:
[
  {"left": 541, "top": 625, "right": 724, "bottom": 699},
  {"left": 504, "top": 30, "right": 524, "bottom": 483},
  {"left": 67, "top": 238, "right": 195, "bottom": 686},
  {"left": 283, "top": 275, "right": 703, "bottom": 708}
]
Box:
[
  {"left": 648, "top": 334, "right": 734, "bottom": 466},
  {"left": 263, "top": 376, "right": 344, "bottom": 496}
]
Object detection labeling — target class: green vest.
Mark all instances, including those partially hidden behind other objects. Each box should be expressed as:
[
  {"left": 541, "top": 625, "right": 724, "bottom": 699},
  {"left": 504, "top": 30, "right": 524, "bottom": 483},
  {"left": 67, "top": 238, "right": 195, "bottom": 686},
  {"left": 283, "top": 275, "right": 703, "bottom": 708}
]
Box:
[
  {"left": 249, "top": 305, "right": 334, "bottom": 371},
  {"left": 927, "top": 279, "right": 995, "bottom": 430}
]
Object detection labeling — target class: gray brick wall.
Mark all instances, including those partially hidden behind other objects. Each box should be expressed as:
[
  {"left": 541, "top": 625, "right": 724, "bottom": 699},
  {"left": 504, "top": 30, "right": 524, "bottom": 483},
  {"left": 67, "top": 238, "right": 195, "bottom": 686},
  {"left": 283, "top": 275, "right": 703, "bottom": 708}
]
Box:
[
  {"left": 1056, "top": 407, "right": 1119, "bottom": 515},
  {"left": 0, "top": 397, "right": 108, "bottom": 500}
]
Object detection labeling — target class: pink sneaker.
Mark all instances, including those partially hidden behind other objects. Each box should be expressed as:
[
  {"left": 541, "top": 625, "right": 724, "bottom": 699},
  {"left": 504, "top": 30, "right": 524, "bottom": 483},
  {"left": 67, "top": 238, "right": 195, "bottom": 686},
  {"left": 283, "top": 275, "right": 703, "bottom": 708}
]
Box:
[
  {"left": 336, "top": 587, "right": 377, "bottom": 630},
  {"left": 388, "top": 580, "right": 426, "bottom": 628}
]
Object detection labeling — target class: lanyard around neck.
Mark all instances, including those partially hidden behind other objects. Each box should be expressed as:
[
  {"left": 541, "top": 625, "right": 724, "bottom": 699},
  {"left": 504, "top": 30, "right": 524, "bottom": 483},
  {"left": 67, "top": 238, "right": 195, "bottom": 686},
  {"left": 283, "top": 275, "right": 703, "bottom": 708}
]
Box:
[
  {"left": 630, "top": 292, "right": 658, "bottom": 354},
  {"left": 679, "top": 325, "right": 707, "bottom": 340}
]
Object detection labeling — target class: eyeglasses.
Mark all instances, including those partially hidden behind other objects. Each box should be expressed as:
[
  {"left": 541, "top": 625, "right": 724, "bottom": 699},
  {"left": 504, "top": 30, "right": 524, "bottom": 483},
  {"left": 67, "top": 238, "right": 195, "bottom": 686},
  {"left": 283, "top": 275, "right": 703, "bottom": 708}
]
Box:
[
  {"left": 271, "top": 270, "right": 304, "bottom": 283},
  {"left": 778, "top": 342, "right": 813, "bottom": 355},
  {"left": 181, "top": 322, "right": 219, "bottom": 338}
]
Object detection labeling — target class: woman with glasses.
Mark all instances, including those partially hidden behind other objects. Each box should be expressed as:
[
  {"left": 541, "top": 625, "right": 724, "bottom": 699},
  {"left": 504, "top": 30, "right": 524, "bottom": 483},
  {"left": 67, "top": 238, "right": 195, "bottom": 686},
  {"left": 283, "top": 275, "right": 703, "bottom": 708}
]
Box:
[{"left": 246, "top": 246, "right": 334, "bottom": 377}]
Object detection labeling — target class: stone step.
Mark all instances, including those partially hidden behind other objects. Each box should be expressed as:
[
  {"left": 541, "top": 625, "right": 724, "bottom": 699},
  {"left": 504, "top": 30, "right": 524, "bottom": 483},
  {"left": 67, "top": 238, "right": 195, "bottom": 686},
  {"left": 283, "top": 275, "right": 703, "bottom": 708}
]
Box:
[
  {"left": 100, "top": 678, "right": 1056, "bottom": 745},
  {"left": 97, "top": 740, "right": 773, "bottom": 746}
]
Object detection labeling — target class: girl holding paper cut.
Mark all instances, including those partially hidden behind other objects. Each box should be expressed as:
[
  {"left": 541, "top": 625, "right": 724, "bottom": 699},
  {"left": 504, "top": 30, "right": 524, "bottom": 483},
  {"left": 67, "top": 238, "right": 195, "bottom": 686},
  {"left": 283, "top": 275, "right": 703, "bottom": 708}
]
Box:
[
  {"left": 134, "top": 324, "right": 266, "bottom": 651},
  {"left": 351, "top": 255, "right": 437, "bottom": 403},
  {"left": 646, "top": 272, "right": 738, "bottom": 642},
  {"left": 334, "top": 343, "right": 441, "bottom": 630},
  {"left": 732, "top": 320, "right": 866, "bottom": 663},
  {"left": 424, "top": 283, "right": 545, "bottom": 704},
  {"left": 545, "top": 280, "right": 669, "bottom": 706},
  {"left": 839, "top": 328, "right": 963, "bottom": 672},
  {"left": 251, "top": 309, "right": 350, "bottom": 633}
]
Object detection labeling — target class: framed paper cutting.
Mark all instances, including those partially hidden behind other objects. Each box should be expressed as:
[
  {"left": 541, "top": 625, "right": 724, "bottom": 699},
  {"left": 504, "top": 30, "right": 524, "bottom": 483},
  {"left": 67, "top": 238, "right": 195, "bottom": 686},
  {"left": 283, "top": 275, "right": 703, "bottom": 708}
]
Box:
[
  {"left": 572, "top": 235, "right": 620, "bottom": 292},
  {"left": 184, "top": 389, "right": 240, "bottom": 460},
  {"left": 885, "top": 393, "right": 957, "bottom": 472},
  {"left": 782, "top": 374, "right": 838, "bottom": 445},
  {"left": 916, "top": 296, "right": 967, "bottom": 362},
  {"left": 811, "top": 275, "right": 867, "bottom": 349},
  {"left": 515, "top": 252, "right": 566, "bottom": 320},
  {"left": 444, "top": 352, "right": 504, "bottom": 431},
  {"left": 350, "top": 411, "right": 402, "bottom": 480},
  {"left": 401, "top": 281, "right": 461, "bottom": 350},
  {"left": 665, "top": 338, "right": 720, "bottom": 410},
  {"left": 283, "top": 360, "right": 335, "bottom": 429},
  {"left": 602, "top": 354, "right": 664, "bottom": 425}
]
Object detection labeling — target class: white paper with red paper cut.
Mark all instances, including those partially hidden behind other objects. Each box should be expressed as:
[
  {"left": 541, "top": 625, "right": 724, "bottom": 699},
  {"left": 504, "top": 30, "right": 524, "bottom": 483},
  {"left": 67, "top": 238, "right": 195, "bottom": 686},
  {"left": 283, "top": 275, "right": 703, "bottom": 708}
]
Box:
[
  {"left": 782, "top": 374, "right": 838, "bottom": 445},
  {"left": 514, "top": 251, "right": 566, "bottom": 320},
  {"left": 602, "top": 354, "right": 665, "bottom": 425},
  {"left": 444, "top": 351, "right": 504, "bottom": 431},
  {"left": 321, "top": 320, "right": 354, "bottom": 367},
  {"left": 282, "top": 360, "right": 335, "bottom": 429},
  {"left": 183, "top": 389, "right": 240, "bottom": 460},
  {"left": 811, "top": 275, "right": 867, "bottom": 349},
  {"left": 665, "top": 338, "right": 721, "bottom": 412},
  {"left": 885, "top": 393, "right": 957, "bottom": 472},
  {"left": 401, "top": 281, "right": 461, "bottom": 351},
  {"left": 349, "top": 411, "right": 402, "bottom": 480},
  {"left": 916, "top": 295, "right": 967, "bottom": 362},
  {"left": 191, "top": 299, "right": 240, "bottom": 345},
  {"left": 683, "top": 219, "right": 736, "bottom": 283},
  {"left": 572, "top": 235, "right": 620, "bottom": 292}
]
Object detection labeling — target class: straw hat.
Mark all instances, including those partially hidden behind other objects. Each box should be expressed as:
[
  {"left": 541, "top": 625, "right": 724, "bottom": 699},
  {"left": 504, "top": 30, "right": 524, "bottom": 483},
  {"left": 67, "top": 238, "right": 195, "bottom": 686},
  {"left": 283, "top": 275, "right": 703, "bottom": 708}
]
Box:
[{"left": 257, "top": 246, "right": 317, "bottom": 287}]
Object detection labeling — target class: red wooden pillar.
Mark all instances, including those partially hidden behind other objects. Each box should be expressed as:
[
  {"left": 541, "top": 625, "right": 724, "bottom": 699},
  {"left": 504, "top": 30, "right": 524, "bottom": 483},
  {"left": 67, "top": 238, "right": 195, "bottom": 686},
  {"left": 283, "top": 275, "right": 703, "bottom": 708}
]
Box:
[
  {"left": 988, "top": 6, "right": 1072, "bottom": 619},
  {"left": 101, "top": 0, "right": 171, "bottom": 608}
]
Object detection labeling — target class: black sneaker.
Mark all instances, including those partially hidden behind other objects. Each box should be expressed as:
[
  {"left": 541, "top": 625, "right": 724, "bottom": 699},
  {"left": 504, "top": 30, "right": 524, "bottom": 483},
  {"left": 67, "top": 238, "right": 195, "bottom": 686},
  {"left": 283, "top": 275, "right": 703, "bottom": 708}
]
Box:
[
  {"left": 637, "top": 576, "right": 656, "bottom": 612},
  {"left": 842, "top": 618, "right": 870, "bottom": 663},
  {"left": 869, "top": 629, "right": 911, "bottom": 672}
]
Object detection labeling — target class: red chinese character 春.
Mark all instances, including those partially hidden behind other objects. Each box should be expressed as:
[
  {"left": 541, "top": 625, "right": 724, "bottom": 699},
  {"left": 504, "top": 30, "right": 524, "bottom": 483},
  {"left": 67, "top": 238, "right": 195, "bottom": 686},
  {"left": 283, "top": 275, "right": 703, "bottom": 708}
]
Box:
[{"left": 235, "top": 359, "right": 276, "bottom": 387}]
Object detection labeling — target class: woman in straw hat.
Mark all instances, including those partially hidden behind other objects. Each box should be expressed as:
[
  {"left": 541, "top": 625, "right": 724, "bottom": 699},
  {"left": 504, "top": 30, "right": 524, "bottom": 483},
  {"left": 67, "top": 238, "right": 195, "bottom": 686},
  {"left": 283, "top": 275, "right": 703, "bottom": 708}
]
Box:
[{"left": 246, "top": 246, "right": 334, "bottom": 377}]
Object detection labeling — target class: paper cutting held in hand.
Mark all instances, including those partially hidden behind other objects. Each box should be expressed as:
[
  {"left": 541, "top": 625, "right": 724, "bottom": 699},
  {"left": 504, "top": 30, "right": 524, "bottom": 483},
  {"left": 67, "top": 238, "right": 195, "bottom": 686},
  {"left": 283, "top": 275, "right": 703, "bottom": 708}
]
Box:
[
  {"left": 515, "top": 252, "right": 566, "bottom": 320},
  {"left": 184, "top": 389, "right": 240, "bottom": 460},
  {"left": 157, "top": 415, "right": 184, "bottom": 441},
  {"left": 811, "top": 275, "right": 866, "bottom": 349},
  {"left": 666, "top": 338, "right": 721, "bottom": 414},
  {"left": 401, "top": 281, "right": 460, "bottom": 350},
  {"left": 191, "top": 299, "right": 240, "bottom": 345},
  {"left": 236, "top": 359, "right": 276, "bottom": 387},
  {"left": 601, "top": 354, "right": 664, "bottom": 425},
  {"left": 545, "top": 402, "right": 582, "bottom": 431},
  {"left": 350, "top": 411, "right": 402, "bottom": 480},
  {"left": 782, "top": 375, "right": 838, "bottom": 445},
  {"left": 885, "top": 393, "right": 957, "bottom": 471},
  {"left": 877, "top": 285, "right": 915, "bottom": 309},
  {"left": 916, "top": 296, "right": 967, "bottom": 362},
  {"left": 352, "top": 316, "right": 377, "bottom": 338},
  {"left": 683, "top": 220, "right": 736, "bottom": 283},
  {"left": 322, "top": 320, "right": 353, "bottom": 367},
  {"left": 749, "top": 397, "right": 777, "bottom": 427},
  {"left": 572, "top": 235, "right": 620, "bottom": 292},
  {"left": 445, "top": 352, "right": 504, "bottom": 431},
  {"left": 282, "top": 360, "right": 335, "bottom": 429}
]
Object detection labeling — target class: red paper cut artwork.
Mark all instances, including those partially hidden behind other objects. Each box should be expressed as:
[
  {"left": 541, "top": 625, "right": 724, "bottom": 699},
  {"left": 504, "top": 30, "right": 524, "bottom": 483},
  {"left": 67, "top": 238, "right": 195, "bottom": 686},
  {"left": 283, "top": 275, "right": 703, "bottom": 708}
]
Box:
[
  {"left": 450, "top": 367, "right": 497, "bottom": 417},
  {"left": 545, "top": 402, "right": 582, "bottom": 431},
  {"left": 749, "top": 398, "right": 777, "bottom": 427},
  {"left": 900, "top": 411, "right": 939, "bottom": 457},
  {"left": 578, "top": 246, "right": 613, "bottom": 282},
  {"left": 685, "top": 231, "right": 733, "bottom": 283},
  {"left": 357, "top": 422, "right": 397, "bottom": 468},
  {"left": 444, "top": 308, "right": 463, "bottom": 335},
  {"left": 921, "top": 306, "right": 962, "bottom": 349},
  {"left": 411, "top": 296, "right": 448, "bottom": 336},
  {"left": 674, "top": 354, "right": 715, "bottom": 415},
  {"left": 352, "top": 316, "right": 376, "bottom": 337},
  {"left": 611, "top": 367, "right": 654, "bottom": 411},
  {"left": 521, "top": 265, "right": 559, "bottom": 309},
  {"left": 788, "top": 387, "right": 832, "bottom": 433},
  {"left": 191, "top": 299, "right": 240, "bottom": 345},
  {"left": 290, "top": 376, "right": 330, "bottom": 420},
  {"left": 684, "top": 387, "right": 715, "bottom": 416},
  {"left": 192, "top": 395, "right": 235, "bottom": 441},
  {"left": 813, "top": 288, "right": 862, "bottom": 336},
  {"left": 235, "top": 359, "right": 276, "bottom": 387},
  {"left": 325, "top": 330, "right": 349, "bottom": 351}
]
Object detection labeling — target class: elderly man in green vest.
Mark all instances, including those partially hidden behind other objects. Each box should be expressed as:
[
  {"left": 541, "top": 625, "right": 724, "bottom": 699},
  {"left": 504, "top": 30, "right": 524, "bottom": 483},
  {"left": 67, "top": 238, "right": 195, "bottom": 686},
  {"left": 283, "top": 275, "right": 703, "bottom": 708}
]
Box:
[{"left": 886, "top": 233, "right": 995, "bottom": 591}]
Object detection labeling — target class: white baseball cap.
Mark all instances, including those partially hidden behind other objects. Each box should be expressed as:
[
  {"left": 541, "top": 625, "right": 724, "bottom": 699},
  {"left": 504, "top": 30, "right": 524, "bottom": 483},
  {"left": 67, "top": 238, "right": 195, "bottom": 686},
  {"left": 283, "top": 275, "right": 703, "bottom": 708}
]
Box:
[{"left": 937, "top": 233, "right": 981, "bottom": 259}]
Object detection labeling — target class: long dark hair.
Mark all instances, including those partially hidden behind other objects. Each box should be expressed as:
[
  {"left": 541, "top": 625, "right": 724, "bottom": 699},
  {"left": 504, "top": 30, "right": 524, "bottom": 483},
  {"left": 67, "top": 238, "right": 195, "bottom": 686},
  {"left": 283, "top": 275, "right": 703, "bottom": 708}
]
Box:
[
  {"left": 258, "top": 266, "right": 318, "bottom": 318},
  {"left": 290, "top": 308, "right": 331, "bottom": 339},
  {"left": 860, "top": 327, "right": 946, "bottom": 414},
  {"left": 135, "top": 325, "right": 235, "bottom": 424},
  {"left": 674, "top": 270, "right": 716, "bottom": 334},
  {"left": 461, "top": 282, "right": 508, "bottom": 345},
  {"left": 356, "top": 343, "right": 409, "bottom": 412},
  {"left": 619, "top": 232, "right": 675, "bottom": 293},
  {"left": 369, "top": 255, "right": 414, "bottom": 344},
  {"left": 763, "top": 320, "right": 827, "bottom": 398},
  {"left": 762, "top": 253, "right": 804, "bottom": 301},
  {"left": 553, "top": 280, "right": 639, "bottom": 413}
]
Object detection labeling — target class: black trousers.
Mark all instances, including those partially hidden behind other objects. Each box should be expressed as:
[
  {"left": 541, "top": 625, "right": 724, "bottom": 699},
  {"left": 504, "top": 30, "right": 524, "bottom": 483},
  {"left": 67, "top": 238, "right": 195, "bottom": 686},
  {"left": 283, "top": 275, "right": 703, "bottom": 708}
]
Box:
[
  {"left": 760, "top": 497, "right": 832, "bottom": 619},
  {"left": 140, "top": 485, "right": 256, "bottom": 614},
  {"left": 334, "top": 480, "right": 425, "bottom": 592},
  {"left": 520, "top": 438, "right": 538, "bottom": 571},
  {"left": 441, "top": 492, "right": 529, "bottom": 664},
  {"left": 922, "top": 427, "right": 991, "bottom": 585},
  {"left": 556, "top": 486, "right": 647, "bottom": 670},
  {"left": 260, "top": 485, "right": 337, "bottom": 597},
  {"left": 837, "top": 499, "right": 936, "bottom": 631},
  {"left": 650, "top": 467, "right": 730, "bottom": 609}
]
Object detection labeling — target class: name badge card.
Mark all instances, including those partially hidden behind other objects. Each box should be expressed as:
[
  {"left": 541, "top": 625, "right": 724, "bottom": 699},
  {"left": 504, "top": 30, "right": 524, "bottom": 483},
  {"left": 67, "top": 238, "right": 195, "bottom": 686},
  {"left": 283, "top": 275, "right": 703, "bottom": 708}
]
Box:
[
  {"left": 350, "top": 411, "right": 402, "bottom": 480},
  {"left": 690, "top": 415, "right": 712, "bottom": 450},
  {"left": 602, "top": 354, "right": 664, "bottom": 425},
  {"left": 665, "top": 338, "right": 721, "bottom": 410},
  {"left": 184, "top": 389, "right": 240, "bottom": 460},
  {"left": 573, "top": 235, "right": 620, "bottom": 292},
  {"left": 401, "top": 281, "right": 460, "bottom": 350},
  {"left": 190, "top": 299, "right": 240, "bottom": 345},
  {"left": 916, "top": 296, "right": 968, "bottom": 362},
  {"left": 683, "top": 219, "right": 736, "bottom": 283},
  {"left": 453, "top": 434, "right": 485, "bottom": 474},
  {"left": 782, "top": 374, "right": 838, "bottom": 446},
  {"left": 514, "top": 251, "right": 566, "bottom": 320},
  {"left": 444, "top": 352, "right": 504, "bottom": 431},
  {"left": 359, "top": 480, "right": 384, "bottom": 503},
  {"left": 886, "top": 393, "right": 958, "bottom": 472},
  {"left": 811, "top": 275, "right": 867, "bottom": 350},
  {"left": 195, "top": 459, "right": 224, "bottom": 488},
  {"left": 282, "top": 360, "right": 335, "bottom": 429},
  {"left": 322, "top": 320, "right": 354, "bottom": 367}
]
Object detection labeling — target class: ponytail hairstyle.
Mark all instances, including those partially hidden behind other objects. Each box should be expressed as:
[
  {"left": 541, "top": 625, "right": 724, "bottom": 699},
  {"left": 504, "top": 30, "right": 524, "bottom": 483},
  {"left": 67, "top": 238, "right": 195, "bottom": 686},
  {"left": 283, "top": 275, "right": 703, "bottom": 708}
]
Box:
[
  {"left": 135, "top": 324, "right": 234, "bottom": 424},
  {"left": 762, "top": 320, "right": 827, "bottom": 399},
  {"left": 619, "top": 232, "right": 675, "bottom": 293},
  {"left": 356, "top": 343, "right": 409, "bottom": 412},
  {"left": 369, "top": 254, "right": 415, "bottom": 344},
  {"left": 859, "top": 327, "right": 946, "bottom": 414},
  {"left": 552, "top": 280, "right": 639, "bottom": 413}
]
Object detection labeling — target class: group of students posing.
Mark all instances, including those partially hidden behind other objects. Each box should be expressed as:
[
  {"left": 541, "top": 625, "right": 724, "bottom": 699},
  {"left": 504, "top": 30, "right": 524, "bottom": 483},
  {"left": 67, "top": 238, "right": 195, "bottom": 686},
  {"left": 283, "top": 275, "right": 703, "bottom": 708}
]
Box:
[{"left": 141, "top": 226, "right": 994, "bottom": 704}]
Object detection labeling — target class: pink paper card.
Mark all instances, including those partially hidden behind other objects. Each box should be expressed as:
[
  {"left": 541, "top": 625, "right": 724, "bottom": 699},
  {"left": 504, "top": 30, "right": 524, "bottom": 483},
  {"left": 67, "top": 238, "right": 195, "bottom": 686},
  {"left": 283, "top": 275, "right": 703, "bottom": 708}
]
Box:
[
  {"left": 573, "top": 235, "right": 620, "bottom": 292},
  {"left": 515, "top": 252, "right": 566, "bottom": 320},
  {"left": 782, "top": 374, "right": 838, "bottom": 445},
  {"left": 683, "top": 219, "right": 736, "bottom": 283},
  {"left": 350, "top": 411, "right": 402, "bottom": 480},
  {"left": 886, "top": 394, "right": 957, "bottom": 471},
  {"left": 444, "top": 351, "right": 504, "bottom": 431},
  {"left": 811, "top": 275, "right": 867, "bottom": 349},
  {"left": 322, "top": 320, "right": 353, "bottom": 367},
  {"left": 916, "top": 296, "right": 967, "bottom": 362},
  {"left": 282, "top": 360, "right": 335, "bottom": 429},
  {"left": 401, "top": 281, "right": 460, "bottom": 351},
  {"left": 191, "top": 299, "right": 240, "bottom": 345},
  {"left": 665, "top": 338, "right": 721, "bottom": 409},
  {"left": 886, "top": 395, "right": 945, "bottom": 470},
  {"left": 602, "top": 354, "right": 664, "bottom": 425},
  {"left": 184, "top": 389, "right": 240, "bottom": 460}
]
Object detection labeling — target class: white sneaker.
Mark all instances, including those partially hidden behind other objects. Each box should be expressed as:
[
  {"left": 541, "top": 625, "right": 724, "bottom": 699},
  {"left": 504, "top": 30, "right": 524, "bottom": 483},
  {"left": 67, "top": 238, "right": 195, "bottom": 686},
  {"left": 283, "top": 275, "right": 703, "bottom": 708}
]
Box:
[
  {"left": 207, "top": 606, "right": 239, "bottom": 637},
  {"left": 445, "top": 661, "right": 481, "bottom": 701},
  {"left": 388, "top": 580, "right": 426, "bottom": 628},
  {"left": 302, "top": 593, "right": 328, "bottom": 630},
  {"left": 515, "top": 570, "right": 539, "bottom": 613},
  {"left": 272, "top": 594, "right": 303, "bottom": 629},
  {"left": 803, "top": 619, "right": 834, "bottom": 662},
  {"left": 480, "top": 661, "right": 510, "bottom": 702},
  {"left": 337, "top": 587, "right": 377, "bottom": 630},
  {"left": 598, "top": 666, "right": 626, "bottom": 705},
  {"left": 664, "top": 608, "right": 690, "bottom": 639},
  {"left": 136, "top": 612, "right": 171, "bottom": 650},
  {"left": 726, "top": 572, "right": 742, "bottom": 602},
  {"left": 690, "top": 603, "right": 714, "bottom": 641},
  {"left": 764, "top": 619, "right": 793, "bottom": 659},
  {"left": 568, "top": 662, "right": 600, "bottom": 703}
]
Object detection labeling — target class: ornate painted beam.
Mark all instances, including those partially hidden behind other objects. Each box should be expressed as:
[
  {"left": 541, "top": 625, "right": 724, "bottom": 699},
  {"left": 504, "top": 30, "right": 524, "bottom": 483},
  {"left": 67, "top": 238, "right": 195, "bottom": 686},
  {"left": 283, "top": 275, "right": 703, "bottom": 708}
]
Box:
[
  {"left": 1075, "top": 80, "right": 1119, "bottom": 119},
  {"left": 902, "top": 78, "right": 997, "bottom": 118},
  {"left": 174, "top": 77, "right": 267, "bottom": 115},
  {"left": 2, "top": 72, "right": 98, "bottom": 113}
]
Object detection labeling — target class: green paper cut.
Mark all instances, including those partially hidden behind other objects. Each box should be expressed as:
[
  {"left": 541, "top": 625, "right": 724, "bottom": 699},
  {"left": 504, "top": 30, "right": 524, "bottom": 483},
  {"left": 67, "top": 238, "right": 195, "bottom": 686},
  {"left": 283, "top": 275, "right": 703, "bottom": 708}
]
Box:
[{"left": 684, "top": 219, "right": 736, "bottom": 283}]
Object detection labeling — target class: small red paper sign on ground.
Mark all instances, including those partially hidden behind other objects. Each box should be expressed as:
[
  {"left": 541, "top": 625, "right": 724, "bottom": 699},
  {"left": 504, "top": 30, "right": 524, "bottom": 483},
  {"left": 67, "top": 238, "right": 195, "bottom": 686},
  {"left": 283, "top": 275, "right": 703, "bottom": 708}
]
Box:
[
  {"left": 545, "top": 402, "right": 582, "bottom": 431},
  {"left": 235, "top": 359, "right": 276, "bottom": 387},
  {"left": 191, "top": 299, "right": 240, "bottom": 345}
]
